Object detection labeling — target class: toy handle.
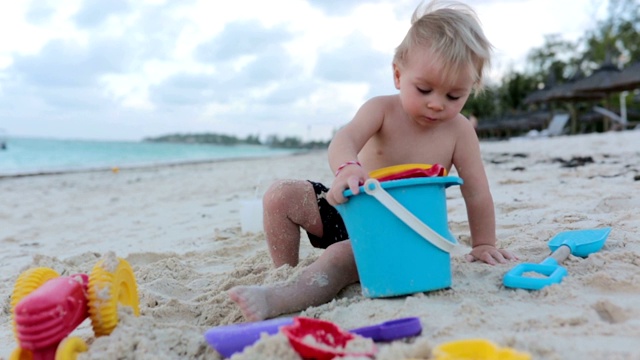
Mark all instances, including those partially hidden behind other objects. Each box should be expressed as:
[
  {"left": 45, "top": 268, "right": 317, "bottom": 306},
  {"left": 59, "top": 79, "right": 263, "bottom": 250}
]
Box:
[
  {"left": 204, "top": 317, "right": 294, "bottom": 358},
  {"left": 363, "top": 179, "right": 457, "bottom": 253},
  {"left": 502, "top": 260, "right": 568, "bottom": 290},
  {"left": 503, "top": 245, "right": 572, "bottom": 290},
  {"left": 350, "top": 317, "right": 422, "bottom": 342}
]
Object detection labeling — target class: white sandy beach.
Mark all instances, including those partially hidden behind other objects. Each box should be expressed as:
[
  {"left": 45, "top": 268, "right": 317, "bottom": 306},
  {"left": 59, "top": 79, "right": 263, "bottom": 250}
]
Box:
[{"left": 1, "top": 130, "right": 640, "bottom": 360}]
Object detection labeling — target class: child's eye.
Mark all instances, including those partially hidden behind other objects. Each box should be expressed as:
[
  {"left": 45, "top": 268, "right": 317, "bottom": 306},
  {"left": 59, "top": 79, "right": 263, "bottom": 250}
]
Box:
[
  {"left": 447, "top": 95, "right": 461, "bottom": 100},
  {"left": 417, "top": 87, "right": 431, "bottom": 94}
]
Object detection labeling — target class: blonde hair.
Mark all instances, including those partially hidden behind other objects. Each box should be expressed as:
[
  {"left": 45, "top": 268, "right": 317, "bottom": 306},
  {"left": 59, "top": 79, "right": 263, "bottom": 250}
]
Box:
[{"left": 393, "top": 0, "right": 492, "bottom": 91}]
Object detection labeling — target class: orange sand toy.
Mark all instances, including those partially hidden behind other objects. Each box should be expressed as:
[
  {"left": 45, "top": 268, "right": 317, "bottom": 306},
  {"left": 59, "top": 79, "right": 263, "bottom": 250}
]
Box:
[{"left": 9, "top": 255, "right": 139, "bottom": 360}]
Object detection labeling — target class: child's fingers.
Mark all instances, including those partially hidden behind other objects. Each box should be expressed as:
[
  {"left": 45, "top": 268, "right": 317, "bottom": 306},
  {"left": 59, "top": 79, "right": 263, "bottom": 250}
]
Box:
[
  {"left": 327, "top": 190, "right": 346, "bottom": 206},
  {"left": 467, "top": 249, "right": 510, "bottom": 265},
  {"left": 499, "top": 249, "right": 518, "bottom": 261},
  {"left": 489, "top": 251, "right": 508, "bottom": 264},
  {"left": 328, "top": 174, "right": 364, "bottom": 206},
  {"left": 347, "top": 176, "right": 361, "bottom": 194}
]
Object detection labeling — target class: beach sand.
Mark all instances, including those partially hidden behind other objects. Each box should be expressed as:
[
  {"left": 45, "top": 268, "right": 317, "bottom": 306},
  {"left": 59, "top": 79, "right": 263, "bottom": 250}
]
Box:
[{"left": 1, "top": 131, "right": 639, "bottom": 359}]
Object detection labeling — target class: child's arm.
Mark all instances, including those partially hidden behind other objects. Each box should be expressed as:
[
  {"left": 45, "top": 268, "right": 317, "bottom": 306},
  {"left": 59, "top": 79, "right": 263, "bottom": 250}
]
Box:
[
  {"left": 326, "top": 97, "right": 386, "bottom": 205},
  {"left": 452, "top": 116, "right": 516, "bottom": 265}
]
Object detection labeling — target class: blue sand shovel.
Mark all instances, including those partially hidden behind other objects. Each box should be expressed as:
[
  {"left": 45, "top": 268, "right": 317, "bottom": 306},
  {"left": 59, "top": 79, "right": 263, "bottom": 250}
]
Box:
[{"left": 503, "top": 227, "right": 611, "bottom": 290}]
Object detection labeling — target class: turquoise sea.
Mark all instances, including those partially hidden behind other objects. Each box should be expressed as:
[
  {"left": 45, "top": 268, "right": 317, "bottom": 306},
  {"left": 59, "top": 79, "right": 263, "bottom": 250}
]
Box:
[{"left": 0, "top": 137, "right": 299, "bottom": 177}]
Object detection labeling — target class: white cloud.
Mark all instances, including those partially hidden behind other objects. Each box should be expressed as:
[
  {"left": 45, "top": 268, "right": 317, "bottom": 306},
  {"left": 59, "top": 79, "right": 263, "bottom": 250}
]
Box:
[
  {"left": 475, "top": 0, "right": 608, "bottom": 80},
  {"left": 0, "top": 0, "right": 611, "bottom": 141}
]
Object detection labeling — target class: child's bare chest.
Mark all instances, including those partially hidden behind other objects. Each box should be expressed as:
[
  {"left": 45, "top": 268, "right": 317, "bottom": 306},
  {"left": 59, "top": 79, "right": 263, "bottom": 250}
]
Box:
[{"left": 360, "top": 121, "right": 456, "bottom": 171}]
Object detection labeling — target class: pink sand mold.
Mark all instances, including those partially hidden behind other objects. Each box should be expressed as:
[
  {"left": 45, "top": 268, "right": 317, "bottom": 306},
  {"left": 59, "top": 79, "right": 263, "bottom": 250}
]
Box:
[{"left": 13, "top": 274, "right": 90, "bottom": 360}]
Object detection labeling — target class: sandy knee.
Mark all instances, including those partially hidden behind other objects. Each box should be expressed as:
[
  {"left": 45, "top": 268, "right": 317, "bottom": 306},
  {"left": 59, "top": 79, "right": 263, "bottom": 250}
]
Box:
[{"left": 263, "top": 180, "right": 310, "bottom": 210}]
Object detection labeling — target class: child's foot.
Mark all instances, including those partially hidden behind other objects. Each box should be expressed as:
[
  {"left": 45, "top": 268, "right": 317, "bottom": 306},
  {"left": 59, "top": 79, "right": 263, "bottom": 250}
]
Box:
[{"left": 228, "top": 285, "right": 273, "bottom": 322}]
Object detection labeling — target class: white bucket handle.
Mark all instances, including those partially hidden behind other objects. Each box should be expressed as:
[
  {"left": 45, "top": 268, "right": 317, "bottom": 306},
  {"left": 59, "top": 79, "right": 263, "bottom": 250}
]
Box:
[{"left": 363, "top": 178, "right": 458, "bottom": 253}]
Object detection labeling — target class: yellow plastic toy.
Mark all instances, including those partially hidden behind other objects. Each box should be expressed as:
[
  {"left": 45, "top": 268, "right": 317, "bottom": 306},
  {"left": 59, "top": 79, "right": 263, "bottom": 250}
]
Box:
[
  {"left": 9, "top": 254, "right": 139, "bottom": 360},
  {"left": 433, "top": 339, "right": 531, "bottom": 360},
  {"left": 88, "top": 257, "right": 140, "bottom": 336},
  {"left": 10, "top": 267, "right": 61, "bottom": 337}
]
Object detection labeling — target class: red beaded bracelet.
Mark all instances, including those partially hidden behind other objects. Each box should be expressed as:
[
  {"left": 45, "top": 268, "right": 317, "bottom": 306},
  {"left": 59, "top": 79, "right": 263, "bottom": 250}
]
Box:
[{"left": 334, "top": 160, "right": 362, "bottom": 176}]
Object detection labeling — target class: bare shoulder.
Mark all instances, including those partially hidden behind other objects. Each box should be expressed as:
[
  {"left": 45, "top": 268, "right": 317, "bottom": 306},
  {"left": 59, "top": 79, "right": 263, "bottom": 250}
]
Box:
[
  {"left": 350, "top": 95, "right": 401, "bottom": 129},
  {"left": 360, "top": 95, "right": 400, "bottom": 112},
  {"left": 452, "top": 112, "right": 474, "bottom": 128},
  {"left": 452, "top": 113, "right": 484, "bottom": 176},
  {"left": 450, "top": 113, "right": 478, "bottom": 139}
]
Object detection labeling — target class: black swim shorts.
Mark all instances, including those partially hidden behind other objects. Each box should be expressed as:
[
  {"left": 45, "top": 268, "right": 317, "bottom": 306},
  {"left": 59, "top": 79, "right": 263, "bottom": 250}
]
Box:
[{"left": 306, "top": 180, "right": 349, "bottom": 249}]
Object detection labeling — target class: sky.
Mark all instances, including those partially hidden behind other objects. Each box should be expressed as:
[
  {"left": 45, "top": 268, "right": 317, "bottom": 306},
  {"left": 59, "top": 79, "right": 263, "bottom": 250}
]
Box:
[{"left": 0, "top": 0, "right": 609, "bottom": 142}]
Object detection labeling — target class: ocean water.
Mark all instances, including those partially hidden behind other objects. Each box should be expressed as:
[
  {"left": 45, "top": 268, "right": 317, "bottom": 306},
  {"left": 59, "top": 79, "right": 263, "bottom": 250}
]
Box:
[{"left": 0, "top": 137, "right": 299, "bottom": 176}]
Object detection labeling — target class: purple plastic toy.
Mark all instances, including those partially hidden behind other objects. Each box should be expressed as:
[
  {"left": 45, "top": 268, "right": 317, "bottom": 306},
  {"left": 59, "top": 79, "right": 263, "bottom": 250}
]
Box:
[
  {"left": 351, "top": 317, "right": 422, "bottom": 342},
  {"left": 204, "top": 316, "right": 422, "bottom": 358}
]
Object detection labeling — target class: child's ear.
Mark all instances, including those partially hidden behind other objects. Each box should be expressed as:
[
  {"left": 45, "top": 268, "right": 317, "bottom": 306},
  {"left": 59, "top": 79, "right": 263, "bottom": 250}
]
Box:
[{"left": 392, "top": 63, "right": 401, "bottom": 90}]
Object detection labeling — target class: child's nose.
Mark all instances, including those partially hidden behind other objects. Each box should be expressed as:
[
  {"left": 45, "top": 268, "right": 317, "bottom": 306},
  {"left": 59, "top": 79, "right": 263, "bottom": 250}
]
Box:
[{"left": 427, "top": 100, "right": 444, "bottom": 111}]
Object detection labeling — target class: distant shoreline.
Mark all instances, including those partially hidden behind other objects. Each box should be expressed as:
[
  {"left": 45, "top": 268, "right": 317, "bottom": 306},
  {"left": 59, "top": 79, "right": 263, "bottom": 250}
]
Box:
[{"left": 0, "top": 148, "right": 318, "bottom": 179}]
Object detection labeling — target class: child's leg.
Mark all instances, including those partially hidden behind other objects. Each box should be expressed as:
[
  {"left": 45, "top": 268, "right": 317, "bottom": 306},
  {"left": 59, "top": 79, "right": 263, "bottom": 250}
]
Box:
[
  {"left": 228, "top": 240, "right": 358, "bottom": 321},
  {"left": 262, "top": 180, "right": 323, "bottom": 267}
]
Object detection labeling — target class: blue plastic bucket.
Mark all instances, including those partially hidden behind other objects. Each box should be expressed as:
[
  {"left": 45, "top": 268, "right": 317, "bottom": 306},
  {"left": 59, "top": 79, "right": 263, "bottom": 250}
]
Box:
[{"left": 335, "top": 177, "right": 462, "bottom": 298}]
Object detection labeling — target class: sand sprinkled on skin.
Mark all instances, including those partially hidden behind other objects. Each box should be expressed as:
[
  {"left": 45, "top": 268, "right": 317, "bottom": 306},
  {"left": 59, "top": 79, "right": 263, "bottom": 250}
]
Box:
[{"left": 309, "top": 272, "right": 330, "bottom": 287}]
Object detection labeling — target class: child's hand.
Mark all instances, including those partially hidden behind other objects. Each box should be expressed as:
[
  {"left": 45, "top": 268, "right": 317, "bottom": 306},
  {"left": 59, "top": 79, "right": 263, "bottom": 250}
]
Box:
[
  {"left": 465, "top": 244, "right": 517, "bottom": 265},
  {"left": 327, "top": 167, "right": 368, "bottom": 206}
]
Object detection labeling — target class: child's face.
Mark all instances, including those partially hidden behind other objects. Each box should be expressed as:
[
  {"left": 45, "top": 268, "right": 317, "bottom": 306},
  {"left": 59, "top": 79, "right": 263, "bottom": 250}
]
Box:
[{"left": 393, "top": 47, "right": 474, "bottom": 126}]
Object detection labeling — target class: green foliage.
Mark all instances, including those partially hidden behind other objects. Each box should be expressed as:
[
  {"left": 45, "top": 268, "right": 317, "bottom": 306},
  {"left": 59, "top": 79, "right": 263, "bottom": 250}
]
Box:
[
  {"left": 145, "top": 133, "right": 241, "bottom": 145},
  {"left": 144, "top": 132, "right": 329, "bottom": 149},
  {"left": 464, "top": 72, "right": 539, "bottom": 121},
  {"left": 526, "top": 34, "right": 579, "bottom": 84},
  {"left": 582, "top": 0, "right": 640, "bottom": 69},
  {"left": 522, "top": 0, "right": 638, "bottom": 85},
  {"left": 463, "top": 87, "right": 497, "bottom": 118},
  {"left": 498, "top": 72, "right": 538, "bottom": 112},
  {"left": 507, "top": 0, "right": 639, "bottom": 118},
  {"left": 244, "top": 134, "right": 261, "bottom": 145},
  {"left": 265, "top": 135, "right": 330, "bottom": 149}
]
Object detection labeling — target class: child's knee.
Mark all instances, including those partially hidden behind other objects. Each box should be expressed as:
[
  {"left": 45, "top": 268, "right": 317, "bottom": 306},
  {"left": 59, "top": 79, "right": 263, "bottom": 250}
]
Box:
[
  {"left": 325, "top": 241, "right": 354, "bottom": 264},
  {"left": 264, "top": 180, "right": 291, "bottom": 208},
  {"left": 263, "top": 180, "right": 308, "bottom": 211}
]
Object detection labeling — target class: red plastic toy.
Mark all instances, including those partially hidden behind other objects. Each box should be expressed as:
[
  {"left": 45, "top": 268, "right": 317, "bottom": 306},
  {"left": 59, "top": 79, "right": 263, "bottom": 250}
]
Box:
[
  {"left": 281, "top": 317, "right": 377, "bottom": 360},
  {"left": 9, "top": 255, "right": 139, "bottom": 360},
  {"left": 369, "top": 163, "right": 447, "bottom": 182}
]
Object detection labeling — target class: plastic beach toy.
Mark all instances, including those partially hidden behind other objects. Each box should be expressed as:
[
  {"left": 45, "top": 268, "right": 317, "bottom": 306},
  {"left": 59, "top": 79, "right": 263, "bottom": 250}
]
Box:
[
  {"left": 205, "top": 316, "right": 421, "bottom": 358},
  {"left": 432, "top": 339, "right": 531, "bottom": 360},
  {"left": 336, "top": 177, "right": 461, "bottom": 297},
  {"left": 369, "top": 163, "right": 447, "bottom": 182},
  {"left": 204, "top": 317, "right": 295, "bottom": 358},
  {"left": 350, "top": 317, "right": 422, "bottom": 342},
  {"left": 503, "top": 227, "right": 610, "bottom": 290},
  {"left": 281, "top": 317, "right": 377, "bottom": 360},
  {"left": 9, "top": 255, "right": 139, "bottom": 360}
]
